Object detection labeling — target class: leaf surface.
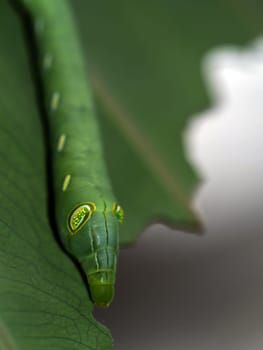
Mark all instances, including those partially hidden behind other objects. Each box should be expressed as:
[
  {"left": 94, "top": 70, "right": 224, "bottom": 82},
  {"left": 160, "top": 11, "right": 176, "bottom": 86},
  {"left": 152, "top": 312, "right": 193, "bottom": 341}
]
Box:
[{"left": 71, "top": 0, "right": 263, "bottom": 243}]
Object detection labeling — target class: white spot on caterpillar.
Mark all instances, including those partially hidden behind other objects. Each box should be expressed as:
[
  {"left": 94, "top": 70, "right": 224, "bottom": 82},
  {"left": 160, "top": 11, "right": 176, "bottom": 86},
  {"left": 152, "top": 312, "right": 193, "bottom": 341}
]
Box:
[
  {"left": 51, "top": 92, "right": 60, "bottom": 112},
  {"left": 57, "top": 134, "right": 66, "bottom": 152},
  {"left": 43, "top": 53, "right": 53, "bottom": 70},
  {"left": 34, "top": 18, "right": 45, "bottom": 34},
  {"left": 62, "top": 174, "right": 71, "bottom": 192}
]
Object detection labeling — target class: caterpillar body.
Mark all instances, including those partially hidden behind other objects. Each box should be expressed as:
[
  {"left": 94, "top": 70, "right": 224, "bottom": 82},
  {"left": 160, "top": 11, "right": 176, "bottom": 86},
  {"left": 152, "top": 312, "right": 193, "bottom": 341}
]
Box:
[{"left": 17, "top": 0, "right": 123, "bottom": 307}]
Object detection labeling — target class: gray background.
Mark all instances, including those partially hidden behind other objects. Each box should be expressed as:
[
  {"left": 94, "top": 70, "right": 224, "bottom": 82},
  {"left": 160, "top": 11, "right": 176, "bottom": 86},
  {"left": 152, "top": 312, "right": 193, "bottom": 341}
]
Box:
[{"left": 95, "top": 40, "right": 263, "bottom": 349}]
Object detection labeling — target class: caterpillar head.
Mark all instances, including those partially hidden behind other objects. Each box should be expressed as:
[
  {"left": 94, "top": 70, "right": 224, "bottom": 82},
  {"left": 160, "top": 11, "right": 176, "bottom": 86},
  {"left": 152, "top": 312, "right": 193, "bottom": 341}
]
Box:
[{"left": 66, "top": 201, "right": 123, "bottom": 307}]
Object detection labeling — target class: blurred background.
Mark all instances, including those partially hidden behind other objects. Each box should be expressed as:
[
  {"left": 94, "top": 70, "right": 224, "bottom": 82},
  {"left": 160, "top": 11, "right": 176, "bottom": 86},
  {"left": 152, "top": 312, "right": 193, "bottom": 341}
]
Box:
[{"left": 95, "top": 39, "right": 263, "bottom": 350}]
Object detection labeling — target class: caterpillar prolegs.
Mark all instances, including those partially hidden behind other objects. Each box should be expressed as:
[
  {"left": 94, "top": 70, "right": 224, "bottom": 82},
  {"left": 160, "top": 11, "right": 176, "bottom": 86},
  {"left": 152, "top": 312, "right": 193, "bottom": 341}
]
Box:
[{"left": 16, "top": 0, "right": 124, "bottom": 307}]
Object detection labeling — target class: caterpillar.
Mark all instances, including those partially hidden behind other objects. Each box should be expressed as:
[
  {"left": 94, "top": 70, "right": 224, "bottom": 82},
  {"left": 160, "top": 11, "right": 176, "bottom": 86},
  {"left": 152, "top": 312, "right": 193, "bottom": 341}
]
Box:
[{"left": 15, "top": 0, "right": 124, "bottom": 307}]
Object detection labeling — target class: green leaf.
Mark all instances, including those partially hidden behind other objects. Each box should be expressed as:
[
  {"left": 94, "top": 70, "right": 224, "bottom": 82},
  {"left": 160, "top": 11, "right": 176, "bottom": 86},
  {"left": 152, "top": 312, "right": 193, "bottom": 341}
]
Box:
[
  {"left": 1, "top": 0, "right": 263, "bottom": 348},
  {"left": 71, "top": 0, "right": 263, "bottom": 243}
]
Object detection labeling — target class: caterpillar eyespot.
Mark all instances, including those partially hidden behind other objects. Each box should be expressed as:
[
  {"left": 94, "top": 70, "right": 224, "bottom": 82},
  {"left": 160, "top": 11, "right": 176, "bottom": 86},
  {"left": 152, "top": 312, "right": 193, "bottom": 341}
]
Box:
[
  {"left": 16, "top": 0, "right": 124, "bottom": 307},
  {"left": 68, "top": 202, "right": 96, "bottom": 235},
  {"left": 112, "top": 203, "right": 124, "bottom": 223}
]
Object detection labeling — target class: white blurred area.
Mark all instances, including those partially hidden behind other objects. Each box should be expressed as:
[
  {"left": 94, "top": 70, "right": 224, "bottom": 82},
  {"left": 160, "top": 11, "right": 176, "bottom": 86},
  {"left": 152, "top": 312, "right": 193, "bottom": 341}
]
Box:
[
  {"left": 185, "top": 38, "right": 263, "bottom": 235},
  {"left": 96, "top": 39, "right": 263, "bottom": 350}
]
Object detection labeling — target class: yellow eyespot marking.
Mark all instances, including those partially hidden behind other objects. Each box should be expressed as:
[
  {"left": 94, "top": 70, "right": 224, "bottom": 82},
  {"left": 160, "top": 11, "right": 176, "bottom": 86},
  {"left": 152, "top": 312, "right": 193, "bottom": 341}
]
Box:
[
  {"left": 62, "top": 174, "right": 71, "bottom": 192},
  {"left": 43, "top": 53, "right": 53, "bottom": 70},
  {"left": 51, "top": 91, "right": 60, "bottom": 112},
  {"left": 57, "top": 134, "right": 66, "bottom": 152},
  {"left": 112, "top": 203, "right": 124, "bottom": 223},
  {"left": 68, "top": 202, "right": 96, "bottom": 234}
]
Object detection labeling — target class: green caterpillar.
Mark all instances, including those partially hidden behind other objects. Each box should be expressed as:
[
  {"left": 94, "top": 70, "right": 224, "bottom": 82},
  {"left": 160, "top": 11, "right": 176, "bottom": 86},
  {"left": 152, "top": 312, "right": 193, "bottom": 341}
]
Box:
[{"left": 16, "top": 0, "right": 123, "bottom": 307}]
